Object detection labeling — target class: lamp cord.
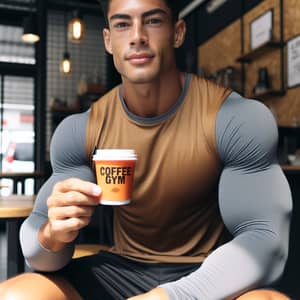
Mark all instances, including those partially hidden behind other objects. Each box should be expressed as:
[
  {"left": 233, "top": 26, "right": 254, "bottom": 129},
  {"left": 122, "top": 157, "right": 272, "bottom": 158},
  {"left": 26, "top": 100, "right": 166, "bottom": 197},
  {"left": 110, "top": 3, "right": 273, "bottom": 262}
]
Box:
[
  {"left": 29, "top": 0, "right": 34, "bottom": 17},
  {"left": 63, "top": 0, "right": 68, "bottom": 52}
]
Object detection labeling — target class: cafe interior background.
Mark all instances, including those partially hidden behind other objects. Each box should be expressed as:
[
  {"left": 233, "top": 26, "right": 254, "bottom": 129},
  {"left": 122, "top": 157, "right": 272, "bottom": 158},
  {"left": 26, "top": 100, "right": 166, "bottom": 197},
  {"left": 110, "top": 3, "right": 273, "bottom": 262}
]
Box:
[{"left": 0, "top": 0, "right": 299, "bottom": 298}]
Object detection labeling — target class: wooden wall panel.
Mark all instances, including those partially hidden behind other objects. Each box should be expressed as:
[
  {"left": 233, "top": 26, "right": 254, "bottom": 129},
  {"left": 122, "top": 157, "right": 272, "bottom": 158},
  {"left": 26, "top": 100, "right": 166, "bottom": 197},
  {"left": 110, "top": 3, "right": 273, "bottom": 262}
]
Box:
[
  {"left": 284, "top": 0, "right": 300, "bottom": 39},
  {"left": 197, "top": 20, "right": 241, "bottom": 75},
  {"left": 198, "top": 0, "right": 300, "bottom": 127}
]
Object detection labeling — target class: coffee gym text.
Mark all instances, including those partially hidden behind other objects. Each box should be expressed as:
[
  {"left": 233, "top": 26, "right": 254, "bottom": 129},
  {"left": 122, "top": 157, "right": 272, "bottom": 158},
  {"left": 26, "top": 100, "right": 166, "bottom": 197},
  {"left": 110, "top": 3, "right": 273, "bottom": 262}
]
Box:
[{"left": 100, "top": 166, "right": 132, "bottom": 184}]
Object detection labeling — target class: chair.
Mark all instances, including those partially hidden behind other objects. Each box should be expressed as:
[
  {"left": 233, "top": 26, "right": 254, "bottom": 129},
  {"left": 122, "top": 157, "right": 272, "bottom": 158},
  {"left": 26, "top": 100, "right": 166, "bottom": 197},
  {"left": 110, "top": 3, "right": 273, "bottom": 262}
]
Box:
[{"left": 73, "top": 244, "right": 110, "bottom": 258}]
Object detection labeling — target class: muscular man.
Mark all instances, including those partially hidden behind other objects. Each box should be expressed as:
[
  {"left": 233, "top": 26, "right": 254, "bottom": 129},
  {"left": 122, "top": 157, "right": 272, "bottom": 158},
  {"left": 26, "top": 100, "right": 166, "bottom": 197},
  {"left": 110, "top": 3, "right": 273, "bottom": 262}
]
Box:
[{"left": 0, "top": 0, "right": 292, "bottom": 299}]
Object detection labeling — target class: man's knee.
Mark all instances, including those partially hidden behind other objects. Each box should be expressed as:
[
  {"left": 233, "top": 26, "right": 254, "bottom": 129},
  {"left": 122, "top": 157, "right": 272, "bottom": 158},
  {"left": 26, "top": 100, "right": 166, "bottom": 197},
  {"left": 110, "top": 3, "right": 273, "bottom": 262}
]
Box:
[
  {"left": 1, "top": 287, "right": 23, "bottom": 300},
  {"left": 237, "top": 289, "right": 291, "bottom": 300},
  {"left": 0, "top": 276, "right": 25, "bottom": 300}
]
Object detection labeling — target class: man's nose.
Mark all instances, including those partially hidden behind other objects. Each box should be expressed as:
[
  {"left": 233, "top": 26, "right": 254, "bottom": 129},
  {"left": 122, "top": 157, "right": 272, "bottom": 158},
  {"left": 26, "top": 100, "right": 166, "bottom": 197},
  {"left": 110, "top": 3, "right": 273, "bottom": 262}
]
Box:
[{"left": 130, "top": 22, "right": 148, "bottom": 46}]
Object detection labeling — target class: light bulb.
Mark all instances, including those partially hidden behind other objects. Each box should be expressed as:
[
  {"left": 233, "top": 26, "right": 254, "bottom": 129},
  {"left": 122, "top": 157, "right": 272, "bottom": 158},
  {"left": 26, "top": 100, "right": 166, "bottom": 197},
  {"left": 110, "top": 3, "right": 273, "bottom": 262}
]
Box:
[
  {"left": 73, "top": 20, "right": 82, "bottom": 39},
  {"left": 22, "top": 33, "right": 40, "bottom": 43},
  {"left": 68, "top": 15, "right": 85, "bottom": 42},
  {"left": 22, "top": 15, "right": 40, "bottom": 43},
  {"left": 60, "top": 52, "right": 72, "bottom": 74}
]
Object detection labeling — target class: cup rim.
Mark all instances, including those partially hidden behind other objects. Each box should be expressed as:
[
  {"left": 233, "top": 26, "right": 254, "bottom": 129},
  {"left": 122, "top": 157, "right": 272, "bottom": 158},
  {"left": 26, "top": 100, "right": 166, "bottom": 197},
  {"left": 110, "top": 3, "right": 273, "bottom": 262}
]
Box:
[{"left": 93, "top": 149, "right": 138, "bottom": 161}]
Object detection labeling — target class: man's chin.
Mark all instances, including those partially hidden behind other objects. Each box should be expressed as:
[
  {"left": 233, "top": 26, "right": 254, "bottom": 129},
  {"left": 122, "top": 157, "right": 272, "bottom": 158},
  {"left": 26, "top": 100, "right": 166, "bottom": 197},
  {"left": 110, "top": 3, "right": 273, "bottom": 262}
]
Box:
[{"left": 124, "top": 73, "right": 159, "bottom": 85}]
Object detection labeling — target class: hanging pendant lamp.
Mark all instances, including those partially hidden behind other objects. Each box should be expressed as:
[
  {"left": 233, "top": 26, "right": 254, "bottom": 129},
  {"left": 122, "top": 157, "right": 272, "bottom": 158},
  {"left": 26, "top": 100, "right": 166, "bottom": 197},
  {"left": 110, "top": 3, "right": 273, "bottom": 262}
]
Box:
[
  {"left": 68, "top": 0, "right": 85, "bottom": 42},
  {"left": 22, "top": 0, "right": 40, "bottom": 43},
  {"left": 60, "top": 0, "right": 72, "bottom": 75},
  {"left": 60, "top": 51, "right": 72, "bottom": 74}
]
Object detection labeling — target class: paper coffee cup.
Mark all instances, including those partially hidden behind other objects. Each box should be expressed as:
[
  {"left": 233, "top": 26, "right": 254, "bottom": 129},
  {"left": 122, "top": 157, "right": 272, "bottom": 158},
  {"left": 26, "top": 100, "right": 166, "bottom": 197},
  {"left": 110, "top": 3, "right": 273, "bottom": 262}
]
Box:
[{"left": 93, "top": 149, "right": 137, "bottom": 205}]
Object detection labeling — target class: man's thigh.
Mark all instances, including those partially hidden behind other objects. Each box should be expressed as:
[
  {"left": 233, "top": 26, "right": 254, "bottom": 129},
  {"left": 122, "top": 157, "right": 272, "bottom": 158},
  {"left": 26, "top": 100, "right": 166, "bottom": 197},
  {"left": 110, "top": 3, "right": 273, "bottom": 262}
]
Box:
[
  {"left": 0, "top": 272, "right": 82, "bottom": 300},
  {"left": 236, "top": 289, "right": 292, "bottom": 300}
]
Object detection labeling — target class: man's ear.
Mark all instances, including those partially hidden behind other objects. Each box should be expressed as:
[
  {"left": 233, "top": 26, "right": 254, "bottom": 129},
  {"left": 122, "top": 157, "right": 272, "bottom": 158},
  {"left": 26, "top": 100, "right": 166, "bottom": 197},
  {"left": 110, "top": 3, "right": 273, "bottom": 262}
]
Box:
[
  {"left": 103, "top": 28, "right": 113, "bottom": 54},
  {"left": 173, "top": 19, "right": 186, "bottom": 48}
]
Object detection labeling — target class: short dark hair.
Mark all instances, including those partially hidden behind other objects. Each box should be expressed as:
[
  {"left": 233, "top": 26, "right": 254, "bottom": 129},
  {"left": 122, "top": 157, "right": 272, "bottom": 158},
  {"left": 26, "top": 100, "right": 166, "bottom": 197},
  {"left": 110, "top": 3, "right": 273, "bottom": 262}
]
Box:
[{"left": 98, "top": 0, "right": 180, "bottom": 24}]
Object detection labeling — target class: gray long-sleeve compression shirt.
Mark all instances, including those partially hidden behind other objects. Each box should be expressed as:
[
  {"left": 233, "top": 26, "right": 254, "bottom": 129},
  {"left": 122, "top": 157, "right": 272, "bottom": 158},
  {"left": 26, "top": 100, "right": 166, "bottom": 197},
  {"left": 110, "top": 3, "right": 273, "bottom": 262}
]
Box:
[{"left": 20, "top": 91, "right": 292, "bottom": 299}]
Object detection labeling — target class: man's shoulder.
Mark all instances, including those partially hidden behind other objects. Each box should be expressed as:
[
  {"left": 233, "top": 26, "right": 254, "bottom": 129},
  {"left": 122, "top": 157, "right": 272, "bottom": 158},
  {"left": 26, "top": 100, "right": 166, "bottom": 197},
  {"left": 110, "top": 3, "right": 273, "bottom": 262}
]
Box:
[
  {"left": 216, "top": 92, "right": 278, "bottom": 163},
  {"left": 53, "top": 110, "right": 88, "bottom": 134},
  {"left": 50, "top": 111, "right": 90, "bottom": 168},
  {"left": 188, "top": 74, "right": 232, "bottom": 113},
  {"left": 189, "top": 73, "right": 231, "bottom": 94},
  {"left": 220, "top": 91, "right": 274, "bottom": 119}
]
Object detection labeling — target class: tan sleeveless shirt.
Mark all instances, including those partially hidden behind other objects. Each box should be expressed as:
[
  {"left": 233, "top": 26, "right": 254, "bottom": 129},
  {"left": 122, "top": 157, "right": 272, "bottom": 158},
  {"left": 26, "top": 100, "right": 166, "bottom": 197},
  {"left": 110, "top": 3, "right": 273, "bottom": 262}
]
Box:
[{"left": 86, "top": 74, "right": 231, "bottom": 263}]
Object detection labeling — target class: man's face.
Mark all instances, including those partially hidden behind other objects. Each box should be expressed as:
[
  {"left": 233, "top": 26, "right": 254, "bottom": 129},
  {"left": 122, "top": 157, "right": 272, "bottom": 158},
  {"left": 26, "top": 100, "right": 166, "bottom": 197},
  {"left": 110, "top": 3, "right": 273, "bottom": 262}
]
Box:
[{"left": 103, "top": 0, "right": 185, "bottom": 84}]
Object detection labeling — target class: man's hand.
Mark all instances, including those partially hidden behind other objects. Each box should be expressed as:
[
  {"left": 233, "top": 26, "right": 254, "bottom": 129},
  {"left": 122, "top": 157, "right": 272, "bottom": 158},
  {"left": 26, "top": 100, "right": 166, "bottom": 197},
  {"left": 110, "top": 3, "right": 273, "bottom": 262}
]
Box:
[
  {"left": 127, "top": 288, "right": 169, "bottom": 300},
  {"left": 39, "top": 178, "right": 102, "bottom": 251}
]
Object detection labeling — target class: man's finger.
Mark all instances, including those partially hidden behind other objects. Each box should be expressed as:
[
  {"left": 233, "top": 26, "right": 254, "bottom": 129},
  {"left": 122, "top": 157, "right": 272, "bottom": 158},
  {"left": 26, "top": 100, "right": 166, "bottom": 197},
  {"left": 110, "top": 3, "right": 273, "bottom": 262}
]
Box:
[
  {"left": 47, "top": 190, "right": 100, "bottom": 207},
  {"left": 50, "top": 217, "right": 91, "bottom": 233},
  {"left": 53, "top": 178, "right": 101, "bottom": 197},
  {"left": 48, "top": 206, "right": 94, "bottom": 220}
]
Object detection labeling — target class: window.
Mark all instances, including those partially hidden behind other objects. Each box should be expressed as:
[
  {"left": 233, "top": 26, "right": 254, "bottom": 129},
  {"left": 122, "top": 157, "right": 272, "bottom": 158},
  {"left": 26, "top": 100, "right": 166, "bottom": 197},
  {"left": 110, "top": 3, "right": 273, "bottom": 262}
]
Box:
[
  {"left": 0, "top": 76, "right": 35, "bottom": 194},
  {"left": 0, "top": 24, "right": 35, "bottom": 64},
  {"left": 0, "top": 21, "right": 36, "bottom": 194}
]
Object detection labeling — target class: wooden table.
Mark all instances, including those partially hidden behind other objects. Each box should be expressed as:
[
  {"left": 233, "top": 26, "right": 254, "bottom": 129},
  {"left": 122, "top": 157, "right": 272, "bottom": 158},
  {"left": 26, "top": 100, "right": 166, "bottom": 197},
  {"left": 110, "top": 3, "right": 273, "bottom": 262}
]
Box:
[{"left": 0, "top": 195, "right": 35, "bottom": 279}]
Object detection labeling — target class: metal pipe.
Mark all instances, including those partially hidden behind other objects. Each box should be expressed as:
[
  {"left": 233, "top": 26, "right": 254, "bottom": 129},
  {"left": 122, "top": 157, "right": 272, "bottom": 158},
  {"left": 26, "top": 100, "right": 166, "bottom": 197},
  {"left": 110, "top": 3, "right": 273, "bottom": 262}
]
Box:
[
  {"left": 279, "top": 0, "right": 284, "bottom": 93},
  {"left": 179, "top": 0, "right": 206, "bottom": 19},
  {"left": 48, "top": 0, "right": 99, "bottom": 10},
  {"left": 0, "top": 4, "right": 30, "bottom": 12}
]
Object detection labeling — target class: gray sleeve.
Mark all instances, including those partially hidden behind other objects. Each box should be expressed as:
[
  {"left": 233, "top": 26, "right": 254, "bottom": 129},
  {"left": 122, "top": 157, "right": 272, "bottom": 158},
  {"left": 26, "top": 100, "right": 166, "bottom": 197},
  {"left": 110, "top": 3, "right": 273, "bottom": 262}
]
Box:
[
  {"left": 160, "top": 92, "right": 293, "bottom": 299},
  {"left": 20, "top": 111, "right": 96, "bottom": 271}
]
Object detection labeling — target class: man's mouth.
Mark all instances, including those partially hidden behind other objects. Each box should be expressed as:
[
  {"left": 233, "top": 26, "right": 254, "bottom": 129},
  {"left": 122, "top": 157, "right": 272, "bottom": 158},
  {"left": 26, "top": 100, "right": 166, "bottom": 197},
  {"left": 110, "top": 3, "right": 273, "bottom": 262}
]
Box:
[{"left": 127, "top": 53, "right": 154, "bottom": 65}]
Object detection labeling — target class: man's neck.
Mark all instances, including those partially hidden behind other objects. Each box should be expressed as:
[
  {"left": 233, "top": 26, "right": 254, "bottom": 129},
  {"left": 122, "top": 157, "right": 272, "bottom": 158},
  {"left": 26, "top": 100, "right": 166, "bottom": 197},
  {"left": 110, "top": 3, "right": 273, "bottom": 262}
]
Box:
[{"left": 121, "top": 71, "right": 185, "bottom": 118}]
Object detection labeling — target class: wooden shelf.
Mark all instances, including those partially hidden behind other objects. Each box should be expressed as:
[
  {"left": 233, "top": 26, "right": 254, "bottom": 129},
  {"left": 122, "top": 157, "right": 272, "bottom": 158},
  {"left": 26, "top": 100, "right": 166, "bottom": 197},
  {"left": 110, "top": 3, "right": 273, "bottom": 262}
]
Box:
[
  {"left": 281, "top": 164, "right": 300, "bottom": 175},
  {"left": 236, "top": 41, "right": 284, "bottom": 63},
  {"left": 50, "top": 106, "right": 80, "bottom": 113},
  {"left": 250, "top": 89, "right": 286, "bottom": 99}
]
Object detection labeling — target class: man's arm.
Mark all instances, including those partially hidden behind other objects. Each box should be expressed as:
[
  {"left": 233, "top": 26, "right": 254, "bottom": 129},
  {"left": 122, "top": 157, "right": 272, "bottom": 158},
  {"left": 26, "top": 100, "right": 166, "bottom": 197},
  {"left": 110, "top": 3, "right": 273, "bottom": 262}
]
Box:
[
  {"left": 20, "top": 111, "right": 99, "bottom": 271},
  {"left": 158, "top": 92, "right": 292, "bottom": 299}
]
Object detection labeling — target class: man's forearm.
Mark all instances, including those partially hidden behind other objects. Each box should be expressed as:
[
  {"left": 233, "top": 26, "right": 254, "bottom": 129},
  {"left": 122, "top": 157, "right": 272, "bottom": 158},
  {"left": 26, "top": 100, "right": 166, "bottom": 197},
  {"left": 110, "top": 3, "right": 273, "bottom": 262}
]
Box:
[
  {"left": 159, "top": 166, "right": 291, "bottom": 299},
  {"left": 20, "top": 213, "right": 75, "bottom": 272},
  {"left": 159, "top": 234, "right": 285, "bottom": 299}
]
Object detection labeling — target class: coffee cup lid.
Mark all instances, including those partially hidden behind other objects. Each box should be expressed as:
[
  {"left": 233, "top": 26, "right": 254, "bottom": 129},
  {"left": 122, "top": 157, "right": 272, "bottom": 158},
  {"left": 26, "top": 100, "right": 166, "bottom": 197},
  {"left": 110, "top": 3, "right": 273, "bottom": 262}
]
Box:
[{"left": 93, "top": 149, "right": 138, "bottom": 160}]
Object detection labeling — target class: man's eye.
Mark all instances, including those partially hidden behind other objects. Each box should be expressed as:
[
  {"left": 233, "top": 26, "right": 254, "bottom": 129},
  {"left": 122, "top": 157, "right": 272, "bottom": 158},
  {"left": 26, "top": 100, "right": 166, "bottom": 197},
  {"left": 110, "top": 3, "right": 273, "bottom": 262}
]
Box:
[
  {"left": 145, "top": 18, "right": 162, "bottom": 25},
  {"left": 114, "top": 22, "right": 129, "bottom": 29}
]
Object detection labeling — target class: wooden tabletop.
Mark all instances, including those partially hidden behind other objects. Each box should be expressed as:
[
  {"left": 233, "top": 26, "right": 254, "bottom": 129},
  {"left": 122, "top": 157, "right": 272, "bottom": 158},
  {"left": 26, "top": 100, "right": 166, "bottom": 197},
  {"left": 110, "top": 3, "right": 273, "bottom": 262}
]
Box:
[
  {"left": 0, "top": 195, "right": 36, "bottom": 218},
  {"left": 0, "top": 172, "right": 45, "bottom": 179}
]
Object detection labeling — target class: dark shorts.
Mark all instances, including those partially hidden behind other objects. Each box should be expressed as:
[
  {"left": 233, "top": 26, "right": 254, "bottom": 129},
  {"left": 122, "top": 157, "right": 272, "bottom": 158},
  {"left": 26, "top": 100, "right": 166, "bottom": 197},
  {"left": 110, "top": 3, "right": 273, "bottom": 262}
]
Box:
[{"left": 53, "top": 251, "right": 201, "bottom": 300}]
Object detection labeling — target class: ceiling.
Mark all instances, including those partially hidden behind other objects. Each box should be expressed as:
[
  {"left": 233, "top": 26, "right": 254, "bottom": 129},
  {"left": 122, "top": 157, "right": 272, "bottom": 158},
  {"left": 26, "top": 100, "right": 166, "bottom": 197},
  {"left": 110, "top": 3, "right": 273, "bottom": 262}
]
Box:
[
  {"left": 0, "top": 0, "right": 101, "bottom": 12},
  {"left": 0, "top": 0, "right": 194, "bottom": 13},
  {"left": 0, "top": 0, "right": 197, "bottom": 26},
  {"left": 0, "top": 0, "right": 103, "bottom": 23}
]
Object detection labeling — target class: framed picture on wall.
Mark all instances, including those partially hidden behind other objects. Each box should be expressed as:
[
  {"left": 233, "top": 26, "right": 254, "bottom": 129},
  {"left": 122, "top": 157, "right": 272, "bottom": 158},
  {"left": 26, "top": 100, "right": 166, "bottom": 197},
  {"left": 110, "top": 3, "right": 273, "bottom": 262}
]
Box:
[
  {"left": 250, "top": 9, "right": 273, "bottom": 50},
  {"left": 287, "top": 34, "right": 300, "bottom": 88}
]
